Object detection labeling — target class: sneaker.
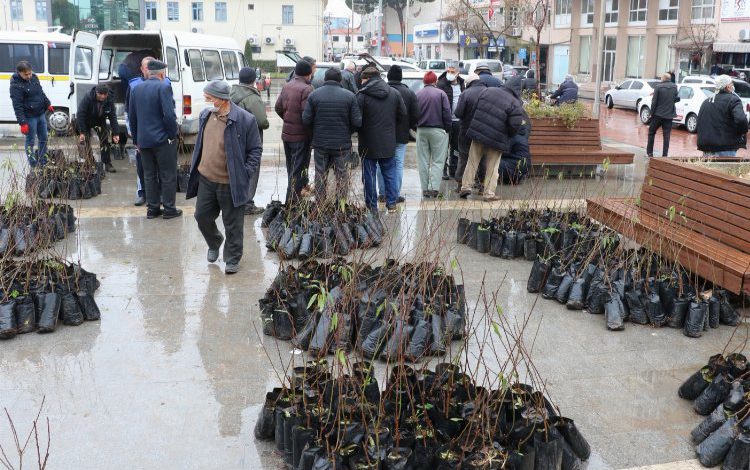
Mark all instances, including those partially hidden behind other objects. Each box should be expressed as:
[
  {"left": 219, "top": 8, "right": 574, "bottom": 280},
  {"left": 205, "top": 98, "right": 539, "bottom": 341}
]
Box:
[
  {"left": 162, "top": 209, "right": 183, "bottom": 219},
  {"left": 147, "top": 209, "right": 162, "bottom": 219},
  {"left": 105, "top": 163, "right": 116, "bottom": 173},
  {"left": 225, "top": 263, "right": 239, "bottom": 274},
  {"left": 386, "top": 205, "right": 397, "bottom": 213},
  {"left": 244, "top": 203, "right": 264, "bottom": 215},
  {"left": 207, "top": 248, "right": 220, "bottom": 263},
  {"left": 134, "top": 195, "right": 146, "bottom": 206}
]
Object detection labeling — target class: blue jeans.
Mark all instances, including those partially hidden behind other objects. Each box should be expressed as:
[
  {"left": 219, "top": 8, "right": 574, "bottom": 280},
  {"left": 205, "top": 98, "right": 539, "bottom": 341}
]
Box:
[
  {"left": 25, "top": 114, "right": 48, "bottom": 167},
  {"left": 362, "top": 157, "right": 397, "bottom": 209},
  {"left": 703, "top": 150, "right": 737, "bottom": 157},
  {"left": 377, "top": 143, "right": 406, "bottom": 198}
]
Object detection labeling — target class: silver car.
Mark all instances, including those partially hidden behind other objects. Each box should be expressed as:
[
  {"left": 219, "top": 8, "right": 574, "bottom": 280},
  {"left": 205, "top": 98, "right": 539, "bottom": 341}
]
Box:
[{"left": 605, "top": 79, "right": 660, "bottom": 110}]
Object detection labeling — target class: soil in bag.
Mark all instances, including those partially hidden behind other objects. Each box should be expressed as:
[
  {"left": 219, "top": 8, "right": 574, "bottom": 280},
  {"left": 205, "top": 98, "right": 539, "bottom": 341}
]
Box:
[
  {"left": 524, "top": 236, "right": 537, "bottom": 261},
  {"left": 534, "top": 429, "right": 564, "bottom": 470},
  {"left": 430, "top": 313, "right": 447, "bottom": 355},
  {"left": 723, "top": 432, "right": 750, "bottom": 470},
  {"left": 37, "top": 292, "right": 60, "bottom": 333},
  {"left": 645, "top": 292, "right": 666, "bottom": 326},
  {"left": 60, "top": 291, "right": 84, "bottom": 326},
  {"left": 361, "top": 323, "right": 389, "bottom": 360},
  {"left": 694, "top": 373, "right": 731, "bottom": 415},
  {"left": 0, "top": 300, "right": 17, "bottom": 339},
  {"left": 605, "top": 296, "right": 625, "bottom": 331},
  {"left": 691, "top": 404, "right": 728, "bottom": 444},
  {"left": 555, "top": 273, "right": 574, "bottom": 304},
  {"left": 476, "top": 226, "right": 491, "bottom": 254},
  {"left": 292, "top": 311, "right": 319, "bottom": 351},
  {"left": 261, "top": 201, "right": 283, "bottom": 227},
  {"left": 272, "top": 306, "right": 294, "bottom": 340},
  {"left": 667, "top": 297, "right": 690, "bottom": 328},
  {"left": 684, "top": 300, "right": 708, "bottom": 338},
  {"left": 566, "top": 278, "right": 586, "bottom": 310},
  {"left": 467, "top": 222, "right": 479, "bottom": 250},
  {"left": 680, "top": 367, "right": 713, "bottom": 400},
  {"left": 405, "top": 318, "right": 431, "bottom": 361},
  {"left": 586, "top": 283, "right": 609, "bottom": 315},
  {"left": 14, "top": 296, "right": 36, "bottom": 334},
  {"left": 561, "top": 440, "right": 582, "bottom": 470},
  {"left": 515, "top": 231, "right": 527, "bottom": 258},
  {"left": 720, "top": 295, "right": 741, "bottom": 327},
  {"left": 542, "top": 267, "right": 564, "bottom": 299},
  {"left": 298, "top": 233, "right": 313, "bottom": 260},
  {"left": 308, "top": 311, "right": 333, "bottom": 356},
  {"left": 254, "top": 389, "right": 279, "bottom": 440},
  {"left": 527, "top": 259, "right": 550, "bottom": 293},
  {"left": 381, "top": 320, "right": 413, "bottom": 360},
  {"left": 696, "top": 417, "right": 737, "bottom": 467}
]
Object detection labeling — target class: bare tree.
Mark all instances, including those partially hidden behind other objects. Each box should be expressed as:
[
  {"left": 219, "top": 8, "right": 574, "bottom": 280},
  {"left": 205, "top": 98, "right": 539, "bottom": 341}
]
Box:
[
  {"left": 677, "top": 21, "right": 716, "bottom": 73},
  {"left": 443, "top": 0, "right": 521, "bottom": 60},
  {"left": 521, "top": 0, "right": 551, "bottom": 93}
]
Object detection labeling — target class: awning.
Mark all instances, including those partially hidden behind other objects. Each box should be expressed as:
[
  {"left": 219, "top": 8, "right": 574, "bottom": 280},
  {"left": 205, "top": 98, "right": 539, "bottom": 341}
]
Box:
[{"left": 712, "top": 42, "right": 750, "bottom": 53}]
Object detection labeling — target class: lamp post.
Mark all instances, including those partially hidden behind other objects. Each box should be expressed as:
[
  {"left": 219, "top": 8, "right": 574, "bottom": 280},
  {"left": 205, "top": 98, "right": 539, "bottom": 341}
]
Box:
[{"left": 591, "top": 0, "right": 606, "bottom": 119}]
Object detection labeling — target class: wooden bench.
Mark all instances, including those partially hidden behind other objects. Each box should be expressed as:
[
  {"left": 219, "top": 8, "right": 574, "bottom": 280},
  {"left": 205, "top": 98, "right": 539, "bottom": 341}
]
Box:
[
  {"left": 667, "top": 156, "right": 750, "bottom": 163},
  {"left": 587, "top": 158, "right": 750, "bottom": 294},
  {"left": 530, "top": 118, "right": 634, "bottom": 166}
]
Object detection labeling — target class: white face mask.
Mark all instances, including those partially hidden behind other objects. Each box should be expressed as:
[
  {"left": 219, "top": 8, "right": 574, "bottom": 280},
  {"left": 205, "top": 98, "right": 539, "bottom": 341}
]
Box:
[{"left": 446, "top": 73, "right": 457, "bottom": 82}]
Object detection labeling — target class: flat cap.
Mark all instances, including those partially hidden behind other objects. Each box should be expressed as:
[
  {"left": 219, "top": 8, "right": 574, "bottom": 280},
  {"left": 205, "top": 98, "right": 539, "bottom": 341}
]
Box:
[{"left": 147, "top": 59, "right": 167, "bottom": 71}]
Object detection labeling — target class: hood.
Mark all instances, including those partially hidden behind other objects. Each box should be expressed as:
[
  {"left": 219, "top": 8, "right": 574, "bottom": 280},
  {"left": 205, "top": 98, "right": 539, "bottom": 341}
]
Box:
[
  {"left": 231, "top": 83, "right": 260, "bottom": 101},
  {"left": 11, "top": 72, "right": 28, "bottom": 84},
  {"left": 467, "top": 80, "right": 488, "bottom": 90},
  {"left": 388, "top": 80, "right": 409, "bottom": 90},
  {"left": 359, "top": 76, "right": 390, "bottom": 99}
]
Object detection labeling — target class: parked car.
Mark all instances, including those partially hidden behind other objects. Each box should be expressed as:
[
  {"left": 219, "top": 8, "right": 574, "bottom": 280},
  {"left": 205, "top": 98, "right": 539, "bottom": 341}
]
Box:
[
  {"left": 311, "top": 61, "right": 340, "bottom": 88},
  {"left": 459, "top": 59, "right": 503, "bottom": 78},
  {"left": 418, "top": 59, "right": 447, "bottom": 73},
  {"left": 400, "top": 70, "right": 426, "bottom": 93},
  {"left": 502, "top": 65, "right": 529, "bottom": 81},
  {"left": 681, "top": 75, "right": 715, "bottom": 85},
  {"left": 604, "top": 79, "right": 660, "bottom": 110},
  {"left": 373, "top": 57, "right": 422, "bottom": 72}
]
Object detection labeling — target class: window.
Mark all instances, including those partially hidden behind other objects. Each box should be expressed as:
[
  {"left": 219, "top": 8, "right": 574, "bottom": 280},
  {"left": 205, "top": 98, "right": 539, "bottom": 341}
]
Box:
[
  {"left": 145, "top": 1, "right": 157, "bottom": 21},
  {"left": 629, "top": 0, "right": 647, "bottom": 22},
  {"left": 48, "top": 44, "right": 69, "bottom": 75},
  {"left": 73, "top": 47, "right": 93, "bottom": 79},
  {"left": 167, "top": 2, "right": 179, "bottom": 21},
  {"left": 188, "top": 49, "right": 205, "bottom": 81},
  {"left": 35, "top": 0, "right": 47, "bottom": 21},
  {"left": 239, "top": 53, "right": 248, "bottom": 67},
  {"left": 603, "top": 36, "right": 617, "bottom": 81},
  {"left": 678, "top": 86, "right": 693, "bottom": 99},
  {"left": 579, "top": 36, "right": 591, "bottom": 73},
  {"left": 202, "top": 50, "right": 223, "bottom": 80},
  {"left": 357, "top": 36, "right": 364, "bottom": 42},
  {"left": 658, "top": 0, "right": 678, "bottom": 21},
  {"left": 733, "top": 82, "right": 750, "bottom": 98},
  {"left": 581, "top": 0, "right": 594, "bottom": 25},
  {"left": 656, "top": 35, "right": 675, "bottom": 75},
  {"left": 332, "top": 36, "right": 339, "bottom": 42},
  {"left": 248, "top": 4, "right": 254, "bottom": 10},
  {"left": 700, "top": 87, "right": 715, "bottom": 98},
  {"left": 221, "top": 51, "right": 239, "bottom": 79},
  {"left": 215, "top": 2, "right": 227, "bottom": 22},
  {"left": 282, "top": 5, "right": 294, "bottom": 25},
  {"left": 605, "top": 0, "right": 619, "bottom": 23},
  {"left": 10, "top": 0, "right": 22, "bottom": 21},
  {"left": 626, "top": 36, "right": 646, "bottom": 77},
  {"left": 620, "top": 80, "right": 633, "bottom": 89},
  {"left": 691, "top": 0, "right": 714, "bottom": 19},
  {"left": 0, "top": 43, "right": 44, "bottom": 72},
  {"left": 555, "top": 0, "right": 572, "bottom": 26},
  {"left": 630, "top": 81, "right": 644, "bottom": 89},
  {"left": 166, "top": 47, "right": 180, "bottom": 82},
  {"left": 99, "top": 49, "right": 112, "bottom": 79},
  {"left": 192, "top": 2, "right": 203, "bottom": 21}
]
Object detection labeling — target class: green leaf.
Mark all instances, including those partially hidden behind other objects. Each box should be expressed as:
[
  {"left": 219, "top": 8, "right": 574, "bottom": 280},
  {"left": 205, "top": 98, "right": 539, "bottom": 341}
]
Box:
[
  {"left": 491, "top": 321, "right": 501, "bottom": 337},
  {"left": 451, "top": 258, "right": 458, "bottom": 270},
  {"left": 335, "top": 348, "right": 347, "bottom": 366},
  {"left": 330, "top": 312, "right": 338, "bottom": 332},
  {"left": 496, "top": 305, "right": 503, "bottom": 318},
  {"left": 10, "top": 290, "right": 19, "bottom": 299},
  {"left": 307, "top": 294, "right": 318, "bottom": 309}
]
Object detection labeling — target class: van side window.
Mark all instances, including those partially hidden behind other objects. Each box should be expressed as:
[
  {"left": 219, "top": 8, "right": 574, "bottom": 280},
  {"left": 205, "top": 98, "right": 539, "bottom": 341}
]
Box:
[
  {"left": 166, "top": 47, "right": 180, "bottom": 82},
  {"left": 0, "top": 43, "right": 44, "bottom": 73},
  {"left": 238, "top": 52, "right": 247, "bottom": 68},
  {"left": 221, "top": 51, "right": 238, "bottom": 79},
  {"left": 99, "top": 49, "right": 113, "bottom": 79},
  {"left": 73, "top": 47, "right": 93, "bottom": 79},
  {"left": 202, "top": 50, "right": 223, "bottom": 80},
  {"left": 48, "top": 43, "right": 70, "bottom": 75},
  {"left": 188, "top": 49, "right": 205, "bottom": 81}
]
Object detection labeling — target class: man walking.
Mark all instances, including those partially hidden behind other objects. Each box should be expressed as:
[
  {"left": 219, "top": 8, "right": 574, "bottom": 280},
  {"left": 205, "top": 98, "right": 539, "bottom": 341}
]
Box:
[
  {"left": 454, "top": 73, "right": 487, "bottom": 183},
  {"left": 231, "top": 67, "right": 270, "bottom": 215},
  {"left": 416, "top": 71, "right": 452, "bottom": 198},
  {"left": 302, "top": 68, "right": 361, "bottom": 205},
  {"left": 697, "top": 75, "right": 749, "bottom": 157},
  {"left": 646, "top": 73, "right": 680, "bottom": 157},
  {"left": 275, "top": 60, "right": 313, "bottom": 204},
  {"left": 186, "top": 81, "right": 262, "bottom": 274},
  {"left": 356, "top": 66, "right": 406, "bottom": 212},
  {"left": 10, "top": 61, "right": 53, "bottom": 166},
  {"left": 77, "top": 85, "right": 120, "bottom": 173},
  {"left": 129, "top": 60, "right": 182, "bottom": 219},
  {"left": 459, "top": 86, "right": 524, "bottom": 201},
  {"left": 437, "top": 62, "right": 465, "bottom": 180}
]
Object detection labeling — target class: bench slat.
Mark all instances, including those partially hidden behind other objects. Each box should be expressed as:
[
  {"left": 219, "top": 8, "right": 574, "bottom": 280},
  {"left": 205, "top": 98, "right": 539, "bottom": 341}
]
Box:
[{"left": 649, "top": 158, "right": 750, "bottom": 205}]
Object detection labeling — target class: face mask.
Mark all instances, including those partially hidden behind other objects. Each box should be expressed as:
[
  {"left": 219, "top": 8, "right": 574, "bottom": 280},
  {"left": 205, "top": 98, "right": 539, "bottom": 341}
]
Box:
[
  {"left": 446, "top": 73, "right": 457, "bottom": 82},
  {"left": 205, "top": 99, "right": 219, "bottom": 113}
]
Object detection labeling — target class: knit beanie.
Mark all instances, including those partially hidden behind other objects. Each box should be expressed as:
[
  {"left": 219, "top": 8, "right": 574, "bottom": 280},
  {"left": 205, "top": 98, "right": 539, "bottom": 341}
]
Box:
[
  {"left": 361, "top": 66, "right": 380, "bottom": 80},
  {"left": 387, "top": 65, "right": 403, "bottom": 82},
  {"left": 239, "top": 67, "right": 256, "bottom": 85},
  {"left": 423, "top": 71, "right": 437, "bottom": 85}
]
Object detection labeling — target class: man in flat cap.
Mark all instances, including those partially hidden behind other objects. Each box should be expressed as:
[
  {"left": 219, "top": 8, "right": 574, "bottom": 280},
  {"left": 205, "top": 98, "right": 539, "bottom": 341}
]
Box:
[
  {"left": 129, "top": 59, "right": 182, "bottom": 219},
  {"left": 77, "top": 84, "right": 120, "bottom": 173},
  {"left": 186, "top": 80, "right": 263, "bottom": 274}
]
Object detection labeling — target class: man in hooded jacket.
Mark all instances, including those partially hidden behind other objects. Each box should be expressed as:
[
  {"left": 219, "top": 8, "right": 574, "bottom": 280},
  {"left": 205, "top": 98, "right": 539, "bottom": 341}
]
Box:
[
  {"left": 454, "top": 73, "right": 487, "bottom": 183},
  {"left": 437, "top": 62, "right": 466, "bottom": 180}
]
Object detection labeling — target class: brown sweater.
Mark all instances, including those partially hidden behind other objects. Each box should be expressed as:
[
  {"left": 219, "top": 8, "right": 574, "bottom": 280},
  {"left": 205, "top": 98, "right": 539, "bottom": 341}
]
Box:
[{"left": 197, "top": 112, "right": 229, "bottom": 184}]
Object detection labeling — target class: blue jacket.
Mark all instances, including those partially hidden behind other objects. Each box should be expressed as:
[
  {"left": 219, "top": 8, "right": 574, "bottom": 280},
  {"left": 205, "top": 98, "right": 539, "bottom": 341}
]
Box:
[
  {"left": 128, "top": 77, "right": 177, "bottom": 148},
  {"left": 478, "top": 71, "right": 503, "bottom": 88},
  {"left": 10, "top": 73, "right": 51, "bottom": 124},
  {"left": 551, "top": 79, "right": 579, "bottom": 104},
  {"left": 186, "top": 103, "right": 263, "bottom": 207}
]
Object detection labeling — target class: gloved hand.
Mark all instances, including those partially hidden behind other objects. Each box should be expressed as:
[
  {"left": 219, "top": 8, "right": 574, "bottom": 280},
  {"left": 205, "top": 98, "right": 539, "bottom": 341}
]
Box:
[
  {"left": 20, "top": 124, "right": 29, "bottom": 135},
  {"left": 48, "top": 105, "right": 54, "bottom": 113}
]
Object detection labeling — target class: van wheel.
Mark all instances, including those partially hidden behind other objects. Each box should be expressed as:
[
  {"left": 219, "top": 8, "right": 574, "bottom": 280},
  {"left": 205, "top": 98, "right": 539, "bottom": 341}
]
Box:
[
  {"left": 686, "top": 114, "right": 698, "bottom": 133},
  {"left": 47, "top": 108, "right": 71, "bottom": 136}
]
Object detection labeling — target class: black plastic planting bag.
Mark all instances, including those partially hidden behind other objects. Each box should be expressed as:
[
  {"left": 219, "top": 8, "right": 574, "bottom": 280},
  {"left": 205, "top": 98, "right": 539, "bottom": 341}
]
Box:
[
  {"left": 37, "top": 292, "right": 60, "bottom": 333},
  {"left": 298, "top": 233, "right": 313, "bottom": 260},
  {"left": 561, "top": 440, "right": 582, "bottom": 470},
  {"left": 515, "top": 231, "right": 527, "bottom": 258},
  {"left": 692, "top": 404, "right": 728, "bottom": 444},
  {"left": 502, "top": 230, "right": 517, "bottom": 259},
  {"left": 557, "top": 417, "right": 591, "bottom": 460},
  {"left": 406, "top": 318, "right": 431, "bottom": 361},
  {"left": 679, "top": 367, "right": 713, "bottom": 400},
  {"left": 354, "top": 223, "right": 370, "bottom": 248},
  {"left": 76, "top": 292, "right": 101, "bottom": 321},
  {"left": 684, "top": 300, "right": 708, "bottom": 338},
  {"left": 292, "top": 426, "right": 315, "bottom": 470},
  {"left": 385, "top": 447, "right": 413, "bottom": 470},
  {"left": 13, "top": 226, "right": 27, "bottom": 255},
  {"left": 272, "top": 306, "right": 294, "bottom": 340},
  {"left": 262, "top": 201, "right": 283, "bottom": 227},
  {"left": 645, "top": 292, "right": 666, "bottom": 326},
  {"left": 667, "top": 297, "right": 690, "bottom": 328},
  {"left": 0, "top": 227, "right": 9, "bottom": 252},
  {"left": 555, "top": 274, "right": 574, "bottom": 304},
  {"left": 361, "top": 323, "right": 389, "bottom": 360},
  {"left": 444, "top": 305, "right": 465, "bottom": 341},
  {"left": 467, "top": 222, "right": 479, "bottom": 250},
  {"left": 542, "top": 267, "right": 565, "bottom": 299},
  {"left": 14, "top": 296, "right": 36, "bottom": 334},
  {"left": 308, "top": 311, "right": 332, "bottom": 356},
  {"left": 696, "top": 417, "right": 737, "bottom": 467},
  {"left": 709, "top": 295, "right": 720, "bottom": 329},
  {"left": 694, "top": 373, "right": 731, "bottom": 416},
  {"left": 476, "top": 227, "right": 490, "bottom": 254},
  {"left": 724, "top": 381, "right": 745, "bottom": 412},
  {"left": 457, "top": 218, "right": 469, "bottom": 244},
  {"left": 430, "top": 313, "right": 446, "bottom": 355},
  {"left": 381, "top": 320, "right": 413, "bottom": 360},
  {"left": 60, "top": 291, "right": 84, "bottom": 326},
  {"left": 534, "top": 431, "right": 564, "bottom": 470},
  {"left": 254, "top": 390, "right": 278, "bottom": 440},
  {"left": 658, "top": 280, "right": 677, "bottom": 315},
  {"left": 720, "top": 296, "right": 741, "bottom": 326},
  {"left": 586, "top": 283, "right": 609, "bottom": 315},
  {"left": 605, "top": 296, "right": 625, "bottom": 331},
  {"left": 723, "top": 432, "right": 750, "bottom": 470},
  {"left": 489, "top": 231, "right": 503, "bottom": 257},
  {"left": 333, "top": 223, "right": 351, "bottom": 256},
  {"left": 566, "top": 278, "right": 586, "bottom": 310},
  {"left": 0, "top": 300, "right": 17, "bottom": 339},
  {"left": 524, "top": 236, "right": 537, "bottom": 261},
  {"left": 527, "top": 259, "right": 550, "bottom": 293},
  {"left": 292, "top": 311, "right": 318, "bottom": 351}
]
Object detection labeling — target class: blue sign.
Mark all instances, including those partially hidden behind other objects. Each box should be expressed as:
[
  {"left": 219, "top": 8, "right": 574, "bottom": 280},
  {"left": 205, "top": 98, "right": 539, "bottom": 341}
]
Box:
[
  {"left": 415, "top": 28, "right": 439, "bottom": 38},
  {"left": 518, "top": 48, "right": 527, "bottom": 60}
]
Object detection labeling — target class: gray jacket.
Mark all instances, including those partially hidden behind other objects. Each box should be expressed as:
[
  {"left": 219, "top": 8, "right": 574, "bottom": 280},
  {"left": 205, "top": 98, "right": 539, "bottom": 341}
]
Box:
[{"left": 341, "top": 69, "right": 358, "bottom": 94}]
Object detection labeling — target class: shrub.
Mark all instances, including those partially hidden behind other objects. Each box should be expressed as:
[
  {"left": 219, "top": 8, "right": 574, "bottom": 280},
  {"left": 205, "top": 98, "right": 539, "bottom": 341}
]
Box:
[{"left": 524, "top": 96, "right": 590, "bottom": 128}]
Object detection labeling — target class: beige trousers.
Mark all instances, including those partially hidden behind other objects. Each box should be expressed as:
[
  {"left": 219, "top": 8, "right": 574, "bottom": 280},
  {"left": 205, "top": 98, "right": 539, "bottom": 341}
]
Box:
[{"left": 461, "top": 141, "right": 502, "bottom": 197}]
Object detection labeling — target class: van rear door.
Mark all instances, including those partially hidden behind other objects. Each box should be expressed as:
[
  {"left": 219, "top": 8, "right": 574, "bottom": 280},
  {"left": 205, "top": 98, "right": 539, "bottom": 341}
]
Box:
[
  {"left": 69, "top": 30, "right": 99, "bottom": 121},
  {"left": 161, "top": 31, "right": 183, "bottom": 119}
]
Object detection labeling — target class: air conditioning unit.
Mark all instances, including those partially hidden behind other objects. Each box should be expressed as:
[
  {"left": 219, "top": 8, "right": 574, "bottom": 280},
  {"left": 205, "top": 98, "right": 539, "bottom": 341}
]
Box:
[
  {"left": 191, "top": 27, "right": 204, "bottom": 34},
  {"left": 284, "top": 38, "right": 296, "bottom": 46},
  {"left": 248, "top": 35, "right": 259, "bottom": 45},
  {"left": 740, "top": 28, "right": 750, "bottom": 42},
  {"left": 265, "top": 36, "right": 275, "bottom": 45}
]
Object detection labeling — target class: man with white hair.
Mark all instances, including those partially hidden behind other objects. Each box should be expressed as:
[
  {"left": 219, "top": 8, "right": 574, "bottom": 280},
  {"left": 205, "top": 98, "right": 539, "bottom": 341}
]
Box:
[
  {"left": 697, "top": 75, "right": 748, "bottom": 157},
  {"left": 550, "top": 74, "right": 578, "bottom": 105},
  {"left": 341, "top": 60, "right": 358, "bottom": 93},
  {"left": 646, "top": 72, "right": 680, "bottom": 157}
]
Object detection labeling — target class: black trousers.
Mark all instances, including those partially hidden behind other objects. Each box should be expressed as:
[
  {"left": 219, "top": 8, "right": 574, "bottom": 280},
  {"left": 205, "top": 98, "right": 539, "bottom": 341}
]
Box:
[
  {"left": 140, "top": 140, "right": 178, "bottom": 212},
  {"left": 283, "top": 140, "right": 311, "bottom": 204},
  {"left": 646, "top": 117, "right": 673, "bottom": 157},
  {"left": 79, "top": 125, "right": 112, "bottom": 164},
  {"left": 313, "top": 147, "right": 351, "bottom": 205},
  {"left": 443, "top": 120, "right": 461, "bottom": 177},
  {"left": 194, "top": 175, "right": 245, "bottom": 265}
]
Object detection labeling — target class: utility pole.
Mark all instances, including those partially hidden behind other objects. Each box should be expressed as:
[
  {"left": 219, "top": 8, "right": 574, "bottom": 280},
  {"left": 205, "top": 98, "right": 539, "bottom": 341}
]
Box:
[
  {"left": 350, "top": 0, "right": 354, "bottom": 54},
  {"left": 591, "top": 0, "right": 606, "bottom": 119},
  {"left": 404, "top": 0, "right": 410, "bottom": 57},
  {"left": 376, "top": 0, "right": 383, "bottom": 56}
]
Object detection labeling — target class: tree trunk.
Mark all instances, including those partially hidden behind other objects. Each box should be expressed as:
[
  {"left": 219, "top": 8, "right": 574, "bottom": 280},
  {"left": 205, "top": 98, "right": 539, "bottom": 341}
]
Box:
[
  {"left": 396, "top": 7, "right": 405, "bottom": 56},
  {"left": 535, "top": 30, "right": 542, "bottom": 97}
]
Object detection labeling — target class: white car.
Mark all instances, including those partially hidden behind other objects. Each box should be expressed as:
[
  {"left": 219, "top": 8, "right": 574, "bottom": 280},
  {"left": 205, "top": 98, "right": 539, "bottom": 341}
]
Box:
[
  {"left": 681, "top": 75, "right": 715, "bottom": 85},
  {"left": 373, "top": 57, "right": 422, "bottom": 72},
  {"left": 604, "top": 79, "right": 660, "bottom": 110}
]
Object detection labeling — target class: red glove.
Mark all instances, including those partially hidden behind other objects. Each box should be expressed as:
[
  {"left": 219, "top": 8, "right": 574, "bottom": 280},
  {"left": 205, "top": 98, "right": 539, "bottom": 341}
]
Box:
[
  {"left": 19, "top": 124, "right": 29, "bottom": 135},
  {"left": 48, "top": 105, "right": 54, "bottom": 113}
]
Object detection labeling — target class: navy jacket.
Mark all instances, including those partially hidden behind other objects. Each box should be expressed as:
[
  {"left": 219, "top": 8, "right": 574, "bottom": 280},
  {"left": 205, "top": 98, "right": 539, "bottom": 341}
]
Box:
[
  {"left": 551, "top": 79, "right": 579, "bottom": 104},
  {"left": 129, "top": 77, "right": 177, "bottom": 148},
  {"left": 465, "top": 87, "right": 524, "bottom": 152},
  {"left": 186, "top": 103, "right": 263, "bottom": 207},
  {"left": 302, "top": 80, "right": 362, "bottom": 150},
  {"left": 454, "top": 80, "right": 488, "bottom": 155},
  {"left": 478, "top": 71, "right": 503, "bottom": 88},
  {"left": 77, "top": 87, "right": 118, "bottom": 135},
  {"left": 356, "top": 76, "right": 406, "bottom": 159},
  {"left": 10, "top": 73, "right": 50, "bottom": 124}
]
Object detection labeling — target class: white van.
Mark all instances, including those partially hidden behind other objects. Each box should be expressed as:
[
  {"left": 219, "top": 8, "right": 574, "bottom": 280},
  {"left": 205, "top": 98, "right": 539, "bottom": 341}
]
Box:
[
  {"left": 0, "top": 30, "right": 73, "bottom": 135},
  {"left": 70, "top": 29, "right": 247, "bottom": 145},
  {"left": 459, "top": 59, "right": 503, "bottom": 78}
]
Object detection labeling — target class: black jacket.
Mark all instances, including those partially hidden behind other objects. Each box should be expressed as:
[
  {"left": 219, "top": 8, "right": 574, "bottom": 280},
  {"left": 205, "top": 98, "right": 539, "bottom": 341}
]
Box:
[
  {"left": 697, "top": 91, "right": 749, "bottom": 153},
  {"left": 505, "top": 75, "right": 523, "bottom": 97},
  {"left": 522, "top": 77, "right": 538, "bottom": 93},
  {"left": 465, "top": 87, "right": 524, "bottom": 152},
  {"left": 356, "top": 76, "right": 406, "bottom": 159},
  {"left": 650, "top": 81, "right": 679, "bottom": 119},
  {"left": 478, "top": 71, "right": 503, "bottom": 88},
  {"left": 77, "top": 87, "right": 118, "bottom": 135},
  {"left": 436, "top": 72, "right": 465, "bottom": 112},
  {"left": 454, "top": 80, "right": 488, "bottom": 155},
  {"left": 551, "top": 79, "right": 578, "bottom": 104},
  {"left": 302, "top": 80, "right": 362, "bottom": 150},
  {"left": 388, "top": 81, "right": 419, "bottom": 144},
  {"left": 9, "top": 73, "right": 50, "bottom": 124}
]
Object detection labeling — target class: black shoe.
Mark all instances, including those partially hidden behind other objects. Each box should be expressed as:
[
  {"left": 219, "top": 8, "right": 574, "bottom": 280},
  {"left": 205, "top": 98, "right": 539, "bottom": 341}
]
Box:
[
  {"left": 422, "top": 191, "right": 433, "bottom": 199},
  {"left": 162, "top": 209, "right": 183, "bottom": 219},
  {"left": 377, "top": 195, "right": 386, "bottom": 203},
  {"left": 386, "top": 205, "right": 397, "bottom": 213},
  {"left": 397, "top": 196, "right": 405, "bottom": 203},
  {"left": 244, "top": 203, "right": 264, "bottom": 215},
  {"left": 442, "top": 175, "right": 450, "bottom": 180},
  {"left": 105, "top": 163, "right": 116, "bottom": 173},
  {"left": 225, "top": 263, "right": 239, "bottom": 274},
  {"left": 134, "top": 195, "right": 146, "bottom": 206},
  {"left": 147, "top": 209, "right": 162, "bottom": 219}
]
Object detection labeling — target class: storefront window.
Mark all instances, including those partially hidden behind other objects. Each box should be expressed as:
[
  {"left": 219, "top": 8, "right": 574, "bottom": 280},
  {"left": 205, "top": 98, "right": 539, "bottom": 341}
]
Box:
[{"left": 52, "top": 0, "right": 141, "bottom": 34}]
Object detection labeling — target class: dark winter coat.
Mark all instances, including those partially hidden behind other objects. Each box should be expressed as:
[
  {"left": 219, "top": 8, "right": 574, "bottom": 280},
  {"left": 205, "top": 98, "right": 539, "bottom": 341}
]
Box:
[
  {"left": 436, "top": 72, "right": 465, "bottom": 111},
  {"left": 551, "top": 79, "right": 578, "bottom": 104},
  {"left": 454, "top": 80, "right": 488, "bottom": 155},
  {"left": 522, "top": 77, "right": 538, "bottom": 93},
  {"left": 341, "top": 69, "right": 359, "bottom": 94},
  {"left": 505, "top": 75, "right": 523, "bottom": 97},
  {"left": 416, "top": 85, "right": 451, "bottom": 130},
  {"left": 697, "top": 91, "right": 749, "bottom": 153},
  {"left": 76, "top": 87, "right": 118, "bottom": 135},
  {"left": 356, "top": 76, "right": 407, "bottom": 159},
  {"left": 230, "top": 83, "right": 269, "bottom": 141},
  {"left": 275, "top": 76, "right": 313, "bottom": 142},
  {"left": 465, "top": 87, "right": 525, "bottom": 152},
  {"left": 9, "top": 73, "right": 50, "bottom": 124},
  {"left": 186, "top": 103, "right": 263, "bottom": 207},
  {"left": 478, "top": 71, "right": 503, "bottom": 88},
  {"left": 499, "top": 119, "right": 531, "bottom": 184},
  {"left": 650, "top": 81, "right": 680, "bottom": 119},
  {"left": 128, "top": 77, "right": 177, "bottom": 148},
  {"left": 388, "top": 80, "right": 420, "bottom": 144},
  {"left": 302, "top": 80, "right": 362, "bottom": 150}
]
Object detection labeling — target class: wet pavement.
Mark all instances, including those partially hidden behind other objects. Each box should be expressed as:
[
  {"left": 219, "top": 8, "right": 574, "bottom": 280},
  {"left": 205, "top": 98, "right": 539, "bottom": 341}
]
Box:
[{"left": 0, "top": 111, "right": 746, "bottom": 470}]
